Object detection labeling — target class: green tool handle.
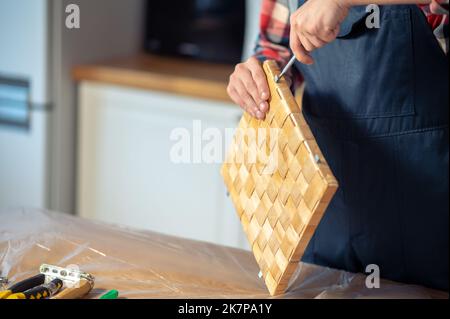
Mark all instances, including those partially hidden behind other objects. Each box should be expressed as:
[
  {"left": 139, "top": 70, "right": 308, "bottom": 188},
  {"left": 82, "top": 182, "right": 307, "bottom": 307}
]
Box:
[{"left": 100, "top": 289, "right": 119, "bottom": 299}]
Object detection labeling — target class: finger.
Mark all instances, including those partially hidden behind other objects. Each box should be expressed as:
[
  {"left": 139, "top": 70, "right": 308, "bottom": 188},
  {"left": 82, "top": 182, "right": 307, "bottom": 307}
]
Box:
[
  {"left": 257, "top": 110, "right": 266, "bottom": 120},
  {"left": 299, "top": 32, "right": 316, "bottom": 52},
  {"left": 227, "top": 83, "right": 250, "bottom": 114},
  {"left": 227, "top": 79, "right": 240, "bottom": 105},
  {"left": 229, "top": 87, "right": 257, "bottom": 118},
  {"left": 331, "top": 25, "right": 340, "bottom": 38},
  {"left": 247, "top": 58, "right": 270, "bottom": 101},
  {"left": 304, "top": 32, "right": 327, "bottom": 48},
  {"left": 290, "top": 32, "right": 314, "bottom": 65},
  {"left": 234, "top": 80, "right": 263, "bottom": 118},
  {"left": 319, "top": 25, "right": 340, "bottom": 42},
  {"left": 259, "top": 101, "right": 269, "bottom": 113},
  {"left": 239, "top": 68, "right": 262, "bottom": 109},
  {"left": 227, "top": 85, "right": 244, "bottom": 110}
]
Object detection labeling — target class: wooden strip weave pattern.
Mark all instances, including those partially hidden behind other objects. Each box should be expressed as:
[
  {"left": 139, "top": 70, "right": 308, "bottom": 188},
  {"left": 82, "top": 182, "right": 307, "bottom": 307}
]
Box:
[{"left": 221, "top": 61, "right": 339, "bottom": 296}]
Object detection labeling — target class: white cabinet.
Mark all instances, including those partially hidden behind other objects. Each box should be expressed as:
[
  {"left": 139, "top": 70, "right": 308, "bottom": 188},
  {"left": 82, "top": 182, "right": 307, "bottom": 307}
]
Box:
[{"left": 77, "top": 82, "right": 249, "bottom": 250}]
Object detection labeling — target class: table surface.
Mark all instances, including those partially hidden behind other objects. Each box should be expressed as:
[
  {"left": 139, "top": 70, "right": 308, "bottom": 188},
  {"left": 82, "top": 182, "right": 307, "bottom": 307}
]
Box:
[
  {"left": 0, "top": 209, "right": 447, "bottom": 299},
  {"left": 72, "top": 53, "right": 234, "bottom": 103}
]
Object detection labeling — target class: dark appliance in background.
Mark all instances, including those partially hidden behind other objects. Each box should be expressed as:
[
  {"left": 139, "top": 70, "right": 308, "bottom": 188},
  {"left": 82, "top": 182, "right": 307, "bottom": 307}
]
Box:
[{"left": 144, "top": 0, "right": 246, "bottom": 64}]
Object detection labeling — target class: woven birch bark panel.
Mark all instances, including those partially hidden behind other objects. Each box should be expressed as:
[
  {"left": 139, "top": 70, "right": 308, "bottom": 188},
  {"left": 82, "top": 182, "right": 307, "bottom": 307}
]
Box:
[{"left": 221, "top": 60, "right": 339, "bottom": 296}]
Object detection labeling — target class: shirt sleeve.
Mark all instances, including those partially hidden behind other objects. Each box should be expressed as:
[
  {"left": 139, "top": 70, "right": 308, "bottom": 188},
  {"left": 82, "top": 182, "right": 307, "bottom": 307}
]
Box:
[
  {"left": 430, "top": 0, "right": 449, "bottom": 14},
  {"left": 419, "top": 0, "right": 449, "bottom": 54},
  {"left": 253, "top": 0, "right": 303, "bottom": 88}
]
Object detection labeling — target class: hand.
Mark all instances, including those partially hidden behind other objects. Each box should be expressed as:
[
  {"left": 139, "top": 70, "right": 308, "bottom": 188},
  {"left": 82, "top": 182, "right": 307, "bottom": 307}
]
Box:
[
  {"left": 227, "top": 57, "right": 270, "bottom": 120},
  {"left": 290, "top": 0, "right": 351, "bottom": 64}
]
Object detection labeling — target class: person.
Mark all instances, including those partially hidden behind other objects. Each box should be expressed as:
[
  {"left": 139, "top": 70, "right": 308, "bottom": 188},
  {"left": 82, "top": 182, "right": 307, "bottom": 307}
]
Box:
[{"left": 227, "top": 0, "right": 449, "bottom": 291}]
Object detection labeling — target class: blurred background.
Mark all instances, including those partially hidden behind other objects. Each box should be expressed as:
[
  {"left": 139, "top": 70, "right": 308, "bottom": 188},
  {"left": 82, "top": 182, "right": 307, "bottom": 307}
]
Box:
[{"left": 0, "top": 0, "right": 262, "bottom": 250}]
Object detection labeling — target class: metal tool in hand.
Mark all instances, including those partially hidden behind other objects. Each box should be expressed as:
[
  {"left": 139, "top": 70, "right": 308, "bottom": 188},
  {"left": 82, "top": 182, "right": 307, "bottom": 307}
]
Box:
[{"left": 274, "top": 56, "right": 296, "bottom": 83}]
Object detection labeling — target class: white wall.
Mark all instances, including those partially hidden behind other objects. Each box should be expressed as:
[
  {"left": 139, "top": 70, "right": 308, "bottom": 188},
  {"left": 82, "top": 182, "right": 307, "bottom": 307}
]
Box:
[{"left": 0, "top": 0, "right": 50, "bottom": 209}]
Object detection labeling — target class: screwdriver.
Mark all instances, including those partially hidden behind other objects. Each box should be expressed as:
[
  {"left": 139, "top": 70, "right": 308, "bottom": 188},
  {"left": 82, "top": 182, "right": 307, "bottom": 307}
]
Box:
[{"left": 274, "top": 56, "right": 297, "bottom": 83}]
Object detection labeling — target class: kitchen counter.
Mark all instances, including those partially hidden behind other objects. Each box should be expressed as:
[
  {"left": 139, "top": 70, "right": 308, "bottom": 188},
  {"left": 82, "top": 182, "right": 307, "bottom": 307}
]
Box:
[{"left": 72, "top": 54, "right": 234, "bottom": 102}]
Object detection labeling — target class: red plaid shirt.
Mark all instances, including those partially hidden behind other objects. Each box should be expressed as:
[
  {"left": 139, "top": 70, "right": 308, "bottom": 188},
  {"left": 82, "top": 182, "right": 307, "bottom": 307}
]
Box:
[{"left": 254, "top": 0, "right": 449, "bottom": 86}]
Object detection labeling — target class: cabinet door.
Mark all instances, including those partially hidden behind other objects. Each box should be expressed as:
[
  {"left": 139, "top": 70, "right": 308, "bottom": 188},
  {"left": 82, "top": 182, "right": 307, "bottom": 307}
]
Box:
[{"left": 77, "top": 82, "right": 249, "bottom": 249}]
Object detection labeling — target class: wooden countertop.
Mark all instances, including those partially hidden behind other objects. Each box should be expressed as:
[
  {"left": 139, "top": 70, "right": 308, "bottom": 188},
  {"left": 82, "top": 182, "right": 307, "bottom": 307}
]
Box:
[{"left": 72, "top": 54, "right": 235, "bottom": 103}]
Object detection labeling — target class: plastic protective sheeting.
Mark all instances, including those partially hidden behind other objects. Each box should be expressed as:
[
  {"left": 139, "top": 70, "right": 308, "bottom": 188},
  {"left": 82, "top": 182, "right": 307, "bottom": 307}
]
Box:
[{"left": 0, "top": 209, "right": 447, "bottom": 299}]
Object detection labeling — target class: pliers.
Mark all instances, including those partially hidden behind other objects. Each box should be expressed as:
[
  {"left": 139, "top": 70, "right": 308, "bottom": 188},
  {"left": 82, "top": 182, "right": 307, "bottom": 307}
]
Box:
[
  {"left": 7, "top": 278, "right": 63, "bottom": 299},
  {"left": 0, "top": 274, "right": 46, "bottom": 299}
]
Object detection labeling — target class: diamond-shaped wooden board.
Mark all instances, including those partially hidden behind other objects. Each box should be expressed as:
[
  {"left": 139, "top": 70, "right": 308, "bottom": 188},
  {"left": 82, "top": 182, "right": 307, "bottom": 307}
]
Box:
[{"left": 221, "top": 60, "right": 339, "bottom": 296}]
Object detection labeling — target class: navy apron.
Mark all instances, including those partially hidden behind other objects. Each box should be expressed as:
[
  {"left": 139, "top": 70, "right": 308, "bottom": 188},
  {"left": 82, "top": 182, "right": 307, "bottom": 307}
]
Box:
[{"left": 293, "top": 2, "right": 449, "bottom": 291}]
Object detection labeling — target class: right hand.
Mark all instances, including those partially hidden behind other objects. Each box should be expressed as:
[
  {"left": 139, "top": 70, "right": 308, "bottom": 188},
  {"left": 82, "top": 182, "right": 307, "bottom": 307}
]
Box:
[
  {"left": 227, "top": 57, "right": 270, "bottom": 120},
  {"left": 289, "top": 0, "right": 349, "bottom": 65}
]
